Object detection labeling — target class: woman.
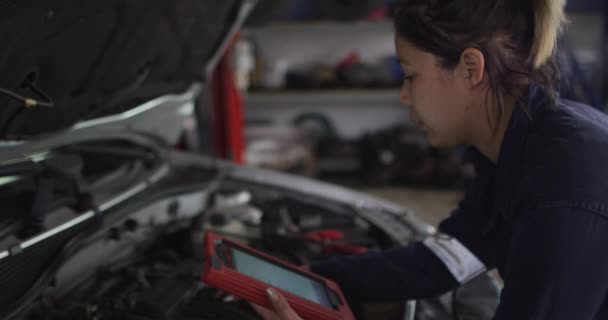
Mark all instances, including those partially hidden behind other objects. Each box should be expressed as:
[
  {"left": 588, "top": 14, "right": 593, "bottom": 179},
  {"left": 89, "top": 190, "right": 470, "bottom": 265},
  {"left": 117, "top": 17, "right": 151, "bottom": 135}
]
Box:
[{"left": 255, "top": 0, "right": 608, "bottom": 319}]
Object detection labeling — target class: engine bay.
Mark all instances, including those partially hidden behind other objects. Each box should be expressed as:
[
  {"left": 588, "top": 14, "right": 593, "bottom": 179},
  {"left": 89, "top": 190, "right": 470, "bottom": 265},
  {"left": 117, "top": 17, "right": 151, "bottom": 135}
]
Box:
[
  {"left": 0, "top": 140, "right": 497, "bottom": 320},
  {"left": 16, "top": 180, "right": 400, "bottom": 320}
]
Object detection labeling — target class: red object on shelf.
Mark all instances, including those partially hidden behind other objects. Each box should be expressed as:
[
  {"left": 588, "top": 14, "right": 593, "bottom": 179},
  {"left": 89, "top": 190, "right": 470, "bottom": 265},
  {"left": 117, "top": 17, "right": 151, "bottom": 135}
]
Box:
[
  {"left": 210, "top": 34, "right": 244, "bottom": 164},
  {"left": 337, "top": 52, "right": 360, "bottom": 70},
  {"left": 367, "top": 6, "right": 387, "bottom": 20}
]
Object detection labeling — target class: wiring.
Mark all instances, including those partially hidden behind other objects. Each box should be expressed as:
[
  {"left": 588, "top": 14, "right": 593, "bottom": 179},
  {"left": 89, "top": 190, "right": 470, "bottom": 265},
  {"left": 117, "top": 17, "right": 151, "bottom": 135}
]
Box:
[
  {"left": 0, "top": 82, "right": 54, "bottom": 109},
  {"left": 0, "top": 82, "right": 55, "bottom": 137}
]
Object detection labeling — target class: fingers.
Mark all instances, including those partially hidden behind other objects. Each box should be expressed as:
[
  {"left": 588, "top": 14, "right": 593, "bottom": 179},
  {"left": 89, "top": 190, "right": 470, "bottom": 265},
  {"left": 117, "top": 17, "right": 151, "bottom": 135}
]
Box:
[
  {"left": 250, "top": 303, "right": 279, "bottom": 320},
  {"left": 267, "top": 288, "right": 303, "bottom": 320},
  {"left": 247, "top": 288, "right": 304, "bottom": 320}
]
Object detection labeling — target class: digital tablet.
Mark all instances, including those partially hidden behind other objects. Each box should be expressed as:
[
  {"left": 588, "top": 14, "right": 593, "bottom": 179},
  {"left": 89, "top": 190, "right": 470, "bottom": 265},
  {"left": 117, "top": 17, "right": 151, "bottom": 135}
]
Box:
[{"left": 201, "top": 232, "right": 355, "bottom": 320}]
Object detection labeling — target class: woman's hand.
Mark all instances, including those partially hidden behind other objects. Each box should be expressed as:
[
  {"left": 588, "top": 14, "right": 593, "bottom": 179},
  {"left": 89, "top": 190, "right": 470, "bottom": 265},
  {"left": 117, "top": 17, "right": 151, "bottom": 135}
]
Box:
[
  {"left": 225, "top": 265, "right": 311, "bottom": 319},
  {"left": 250, "top": 288, "right": 303, "bottom": 320}
]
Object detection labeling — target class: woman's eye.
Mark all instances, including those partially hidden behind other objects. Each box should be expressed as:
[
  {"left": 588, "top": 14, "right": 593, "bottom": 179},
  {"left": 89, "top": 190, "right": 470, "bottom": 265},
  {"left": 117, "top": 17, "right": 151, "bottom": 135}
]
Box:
[{"left": 403, "top": 74, "right": 414, "bottom": 81}]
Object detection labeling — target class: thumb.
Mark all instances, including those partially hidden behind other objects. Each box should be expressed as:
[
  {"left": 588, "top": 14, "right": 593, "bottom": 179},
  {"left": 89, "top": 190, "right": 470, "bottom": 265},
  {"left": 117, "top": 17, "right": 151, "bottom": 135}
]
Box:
[{"left": 266, "top": 288, "right": 303, "bottom": 320}]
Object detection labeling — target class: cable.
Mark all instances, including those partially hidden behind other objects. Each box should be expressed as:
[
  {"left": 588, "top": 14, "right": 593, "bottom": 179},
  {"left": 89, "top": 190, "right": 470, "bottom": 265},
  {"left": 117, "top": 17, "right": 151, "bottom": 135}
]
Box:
[
  {"left": 0, "top": 83, "right": 54, "bottom": 108},
  {"left": 0, "top": 82, "right": 55, "bottom": 137}
]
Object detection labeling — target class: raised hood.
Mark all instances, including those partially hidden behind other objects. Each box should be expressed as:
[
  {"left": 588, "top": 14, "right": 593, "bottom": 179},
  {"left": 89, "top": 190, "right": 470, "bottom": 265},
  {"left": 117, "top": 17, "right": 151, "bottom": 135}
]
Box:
[{"left": 0, "top": 0, "right": 255, "bottom": 139}]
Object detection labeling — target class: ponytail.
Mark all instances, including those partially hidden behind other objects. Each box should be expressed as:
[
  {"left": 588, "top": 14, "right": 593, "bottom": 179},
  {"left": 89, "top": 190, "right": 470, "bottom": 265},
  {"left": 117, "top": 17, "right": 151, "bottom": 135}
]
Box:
[{"left": 530, "top": 0, "right": 567, "bottom": 69}]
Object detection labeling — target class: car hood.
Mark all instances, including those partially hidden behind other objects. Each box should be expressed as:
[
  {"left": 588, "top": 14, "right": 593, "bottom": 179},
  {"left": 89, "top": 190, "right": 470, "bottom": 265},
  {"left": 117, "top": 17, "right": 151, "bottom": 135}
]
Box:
[{"left": 0, "top": 0, "right": 255, "bottom": 139}]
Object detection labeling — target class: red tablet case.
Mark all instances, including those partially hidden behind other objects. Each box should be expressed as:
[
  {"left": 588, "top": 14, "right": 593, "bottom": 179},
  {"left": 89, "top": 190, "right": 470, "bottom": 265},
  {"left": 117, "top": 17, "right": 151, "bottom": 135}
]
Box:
[{"left": 201, "top": 232, "right": 355, "bottom": 320}]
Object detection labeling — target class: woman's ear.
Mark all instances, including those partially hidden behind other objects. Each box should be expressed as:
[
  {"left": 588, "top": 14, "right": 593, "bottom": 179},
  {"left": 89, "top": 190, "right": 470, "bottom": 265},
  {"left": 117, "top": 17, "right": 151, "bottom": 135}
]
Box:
[{"left": 460, "top": 48, "right": 485, "bottom": 87}]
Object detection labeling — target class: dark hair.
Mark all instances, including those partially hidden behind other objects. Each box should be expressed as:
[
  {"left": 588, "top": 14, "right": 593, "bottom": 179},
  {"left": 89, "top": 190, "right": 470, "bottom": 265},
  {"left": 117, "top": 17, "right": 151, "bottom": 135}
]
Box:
[{"left": 393, "top": 0, "right": 567, "bottom": 131}]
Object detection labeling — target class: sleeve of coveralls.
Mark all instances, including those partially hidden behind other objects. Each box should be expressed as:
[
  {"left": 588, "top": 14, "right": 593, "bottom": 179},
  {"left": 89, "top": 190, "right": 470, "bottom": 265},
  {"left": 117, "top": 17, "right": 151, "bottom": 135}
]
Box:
[{"left": 312, "top": 171, "right": 497, "bottom": 303}]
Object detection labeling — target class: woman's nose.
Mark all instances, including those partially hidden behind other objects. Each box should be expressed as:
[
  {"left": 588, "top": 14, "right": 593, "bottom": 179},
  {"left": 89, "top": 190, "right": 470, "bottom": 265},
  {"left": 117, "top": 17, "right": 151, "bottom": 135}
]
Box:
[{"left": 399, "top": 81, "right": 412, "bottom": 105}]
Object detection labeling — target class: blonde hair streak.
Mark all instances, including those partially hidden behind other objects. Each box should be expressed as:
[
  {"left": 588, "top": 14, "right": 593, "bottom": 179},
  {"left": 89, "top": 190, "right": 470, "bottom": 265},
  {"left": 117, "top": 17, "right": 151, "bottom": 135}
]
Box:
[{"left": 531, "top": 0, "right": 568, "bottom": 69}]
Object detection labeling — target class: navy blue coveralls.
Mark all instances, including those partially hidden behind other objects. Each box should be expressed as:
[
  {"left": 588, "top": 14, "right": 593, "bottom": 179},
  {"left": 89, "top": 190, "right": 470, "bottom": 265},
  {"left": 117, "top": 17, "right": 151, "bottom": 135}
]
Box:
[{"left": 312, "top": 86, "right": 608, "bottom": 320}]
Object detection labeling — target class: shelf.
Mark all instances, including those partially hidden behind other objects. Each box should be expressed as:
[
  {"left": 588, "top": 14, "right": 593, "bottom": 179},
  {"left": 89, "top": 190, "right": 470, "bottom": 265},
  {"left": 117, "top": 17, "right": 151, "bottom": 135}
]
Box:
[
  {"left": 246, "top": 89, "right": 401, "bottom": 107},
  {"left": 244, "top": 88, "right": 408, "bottom": 141},
  {"left": 249, "top": 88, "right": 400, "bottom": 95},
  {"left": 245, "top": 19, "right": 392, "bottom": 29}
]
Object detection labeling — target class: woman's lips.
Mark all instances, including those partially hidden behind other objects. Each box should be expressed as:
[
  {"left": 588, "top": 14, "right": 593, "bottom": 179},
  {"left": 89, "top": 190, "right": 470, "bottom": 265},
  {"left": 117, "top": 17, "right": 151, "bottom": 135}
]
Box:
[{"left": 409, "top": 109, "right": 426, "bottom": 130}]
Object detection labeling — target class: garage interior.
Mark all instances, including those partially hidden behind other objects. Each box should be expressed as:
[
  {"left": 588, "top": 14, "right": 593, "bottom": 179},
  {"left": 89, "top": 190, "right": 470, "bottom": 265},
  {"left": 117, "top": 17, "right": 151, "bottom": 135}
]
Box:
[
  {"left": 233, "top": 0, "right": 605, "bottom": 227},
  {"left": 0, "top": 1, "right": 606, "bottom": 320}
]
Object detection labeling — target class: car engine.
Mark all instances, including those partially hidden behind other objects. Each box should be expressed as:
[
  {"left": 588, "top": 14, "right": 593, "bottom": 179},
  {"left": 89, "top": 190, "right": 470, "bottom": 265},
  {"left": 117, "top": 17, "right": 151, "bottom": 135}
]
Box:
[
  {"left": 0, "top": 140, "right": 497, "bottom": 320},
  {"left": 15, "top": 179, "right": 400, "bottom": 320}
]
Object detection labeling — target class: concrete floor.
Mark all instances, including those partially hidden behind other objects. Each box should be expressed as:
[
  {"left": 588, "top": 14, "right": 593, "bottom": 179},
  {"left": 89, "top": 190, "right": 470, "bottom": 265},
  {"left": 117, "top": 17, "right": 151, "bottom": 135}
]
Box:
[
  {"left": 322, "top": 176, "right": 464, "bottom": 226},
  {"left": 357, "top": 186, "right": 464, "bottom": 226}
]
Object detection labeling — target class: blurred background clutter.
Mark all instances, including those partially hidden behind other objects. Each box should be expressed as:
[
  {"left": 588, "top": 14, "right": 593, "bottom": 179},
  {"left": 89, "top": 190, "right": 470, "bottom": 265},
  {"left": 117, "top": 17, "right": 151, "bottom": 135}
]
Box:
[{"left": 217, "top": 0, "right": 607, "bottom": 225}]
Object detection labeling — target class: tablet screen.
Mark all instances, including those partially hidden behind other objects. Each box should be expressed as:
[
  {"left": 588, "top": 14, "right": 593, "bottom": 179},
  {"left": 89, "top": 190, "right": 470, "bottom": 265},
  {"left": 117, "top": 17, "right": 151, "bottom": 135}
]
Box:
[{"left": 230, "top": 245, "right": 332, "bottom": 308}]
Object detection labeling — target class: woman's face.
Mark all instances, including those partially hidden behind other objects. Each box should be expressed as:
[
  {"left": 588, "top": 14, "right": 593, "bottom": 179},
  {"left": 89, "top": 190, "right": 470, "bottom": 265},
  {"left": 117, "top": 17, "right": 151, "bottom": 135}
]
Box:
[{"left": 395, "top": 35, "right": 476, "bottom": 147}]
